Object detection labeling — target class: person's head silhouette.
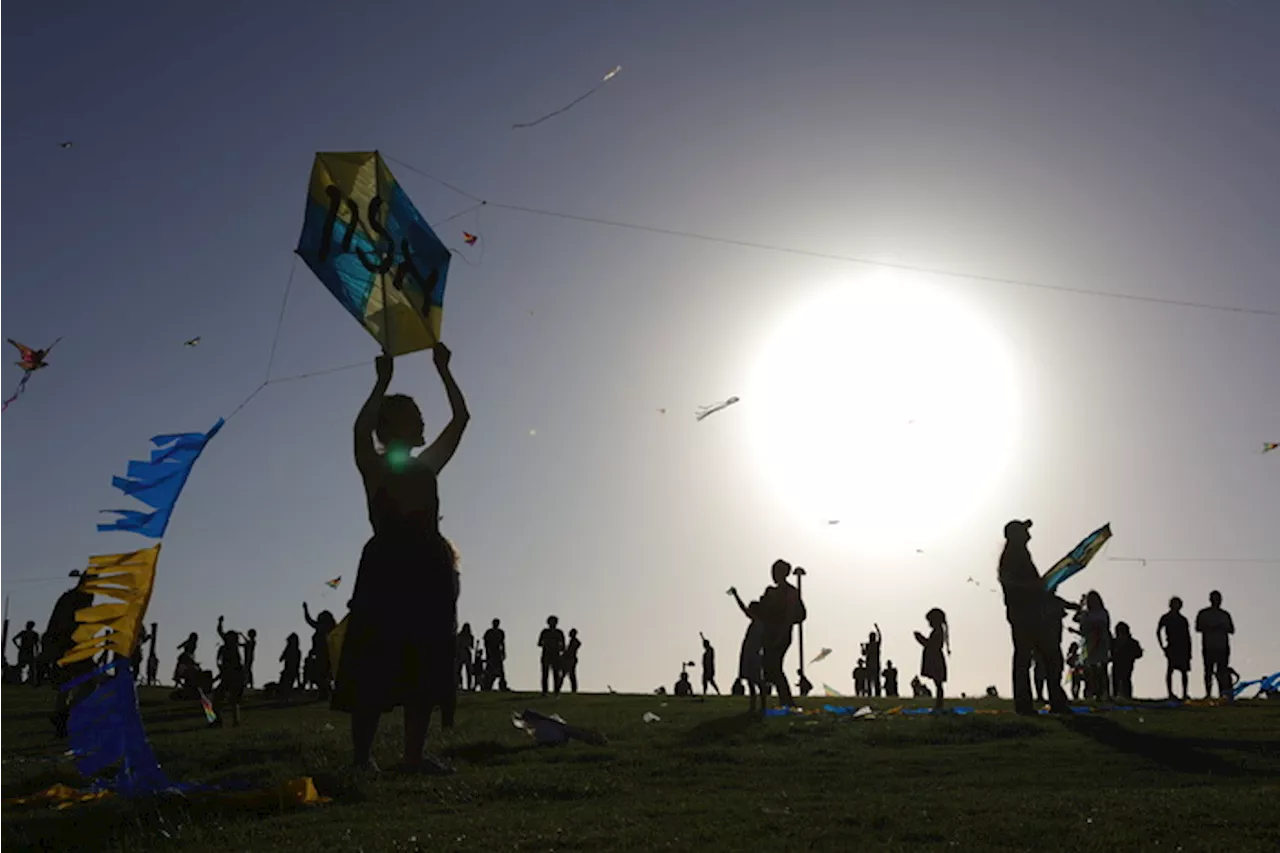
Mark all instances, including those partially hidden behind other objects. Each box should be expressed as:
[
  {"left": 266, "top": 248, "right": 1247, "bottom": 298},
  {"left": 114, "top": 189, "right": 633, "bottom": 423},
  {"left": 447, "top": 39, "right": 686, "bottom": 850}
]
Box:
[
  {"left": 547, "top": 615, "right": 558, "bottom": 628},
  {"left": 376, "top": 394, "right": 425, "bottom": 448},
  {"left": 1209, "top": 590, "right": 1223, "bottom": 608},
  {"left": 492, "top": 618, "right": 501, "bottom": 628},
  {"left": 771, "top": 559, "right": 792, "bottom": 583},
  {"left": 1169, "top": 596, "right": 1183, "bottom": 613},
  {"left": 569, "top": 628, "right": 578, "bottom": 640},
  {"left": 1003, "top": 519, "right": 1033, "bottom": 544}
]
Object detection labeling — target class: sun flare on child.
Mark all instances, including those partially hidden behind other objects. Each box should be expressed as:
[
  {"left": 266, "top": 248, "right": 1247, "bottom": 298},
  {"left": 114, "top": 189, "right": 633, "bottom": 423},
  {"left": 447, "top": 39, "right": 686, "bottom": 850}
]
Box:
[{"left": 745, "top": 271, "right": 1023, "bottom": 553}]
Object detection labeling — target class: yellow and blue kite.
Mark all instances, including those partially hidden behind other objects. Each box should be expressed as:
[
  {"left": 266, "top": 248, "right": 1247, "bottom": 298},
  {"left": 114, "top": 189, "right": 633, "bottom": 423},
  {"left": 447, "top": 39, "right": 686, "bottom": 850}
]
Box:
[
  {"left": 296, "top": 152, "right": 452, "bottom": 356},
  {"left": 1043, "top": 523, "right": 1113, "bottom": 593}
]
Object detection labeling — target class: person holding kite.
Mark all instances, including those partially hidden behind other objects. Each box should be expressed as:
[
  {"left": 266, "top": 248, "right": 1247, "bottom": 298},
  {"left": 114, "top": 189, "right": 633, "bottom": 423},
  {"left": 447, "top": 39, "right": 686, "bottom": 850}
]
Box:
[
  {"left": 331, "top": 342, "right": 470, "bottom": 774},
  {"left": 998, "top": 520, "right": 1073, "bottom": 715}
]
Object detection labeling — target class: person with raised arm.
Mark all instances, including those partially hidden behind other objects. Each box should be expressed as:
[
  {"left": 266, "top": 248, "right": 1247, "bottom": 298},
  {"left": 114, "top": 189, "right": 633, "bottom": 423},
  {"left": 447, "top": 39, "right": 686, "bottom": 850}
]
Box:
[{"left": 332, "top": 343, "right": 470, "bottom": 773}]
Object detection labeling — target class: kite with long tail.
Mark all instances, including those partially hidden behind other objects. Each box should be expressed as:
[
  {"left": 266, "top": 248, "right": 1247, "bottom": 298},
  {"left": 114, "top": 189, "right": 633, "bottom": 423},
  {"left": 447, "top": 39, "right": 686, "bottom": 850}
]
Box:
[
  {"left": 513, "top": 66, "right": 622, "bottom": 129},
  {"left": 3, "top": 337, "right": 61, "bottom": 412}
]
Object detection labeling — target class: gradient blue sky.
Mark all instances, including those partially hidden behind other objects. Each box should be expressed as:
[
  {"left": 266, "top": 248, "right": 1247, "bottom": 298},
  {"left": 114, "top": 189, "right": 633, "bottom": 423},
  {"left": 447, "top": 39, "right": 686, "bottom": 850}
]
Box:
[{"left": 4, "top": 1, "right": 1277, "bottom": 698}]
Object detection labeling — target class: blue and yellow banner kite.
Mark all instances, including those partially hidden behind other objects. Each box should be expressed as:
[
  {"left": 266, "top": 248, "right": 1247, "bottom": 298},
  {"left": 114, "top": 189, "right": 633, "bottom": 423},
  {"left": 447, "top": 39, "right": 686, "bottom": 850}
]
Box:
[
  {"left": 1043, "top": 523, "right": 1113, "bottom": 593},
  {"left": 296, "top": 152, "right": 451, "bottom": 356}
]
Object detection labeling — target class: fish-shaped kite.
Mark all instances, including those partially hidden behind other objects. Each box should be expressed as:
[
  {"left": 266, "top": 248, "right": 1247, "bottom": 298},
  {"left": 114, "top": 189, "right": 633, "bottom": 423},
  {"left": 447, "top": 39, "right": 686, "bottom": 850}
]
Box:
[
  {"left": 462, "top": 232, "right": 478, "bottom": 246},
  {"left": 4, "top": 337, "right": 62, "bottom": 412},
  {"left": 325, "top": 576, "right": 342, "bottom": 590},
  {"left": 810, "top": 648, "right": 833, "bottom": 664},
  {"left": 695, "top": 396, "right": 740, "bottom": 421},
  {"left": 512, "top": 65, "right": 623, "bottom": 129},
  {"left": 1042, "top": 523, "right": 1113, "bottom": 593}
]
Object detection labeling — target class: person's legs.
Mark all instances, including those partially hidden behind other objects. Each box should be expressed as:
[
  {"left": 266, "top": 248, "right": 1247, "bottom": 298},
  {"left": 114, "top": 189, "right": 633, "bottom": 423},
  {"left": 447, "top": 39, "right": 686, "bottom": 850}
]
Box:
[
  {"left": 1010, "top": 622, "right": 1035, "bottom": 713},
  {"left": 1215, "top": 651, "right": 1232, "bottom": 699},
  {"left": 1203, "top": 651, "right": 1214, "bottom": 698},
  {"left": 933, "top": 679, "right": 944, "bottom": 710},
  {"left": 403, "top": 704, "right": 430, "bottom": 767},
  {"left": 352, "top": 710, "right": 380, "bottom": 768},
  {"left": 711, "top": 677, "right": 720, "bottom": 695},
  {"left": 540, "top": 659, "right": 551, "bottom": 695},
  {"left": 1179, "top": 668, "right": 1189, "bottom": 700},
  {"left": 1034, "top": 625, "right": 1070, "bottom": 712},
  {"left": 763, "top": 641, "right": 794, "bottom": 708},
  {"left": 1165, "top": 662, "right": 1175, "bottom": 699},
  {"left": 569, "top": 664, "right": 578, "bottom": 693}
]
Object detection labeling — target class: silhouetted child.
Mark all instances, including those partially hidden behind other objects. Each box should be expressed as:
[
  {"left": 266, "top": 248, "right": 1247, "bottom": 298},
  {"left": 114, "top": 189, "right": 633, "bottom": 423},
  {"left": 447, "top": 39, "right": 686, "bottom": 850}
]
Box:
[
  {"left": 538, "top": 616, "right": 566, "bottom": 696},
  {"left": 853, "top": 659, "right": 867, "bottom": 696},
  {"left": 883, "top": 661, "right": 899, "bottom": 697},
  {"left": 174, "top": 633, "right": 199, "bottom": 683},
  {"left": 146, "top": 651, "right": 159, "bottom": 687},
  {"left": 471, "top": 644, "right": 485, "bottom": 691},
  {"left": 1110, "top": 621, "right": 1143, "bottom": 700},
  {"left": 729, "top": 587, "right": 766, "bottom": 712},
  {"left": 1066, "top": 641, "right": 1084, "bottom": 700},
  {"left": 13, "top": 621, "right": 40, "bottom": 686},
  {"left": 243, "top": 629, "right": 257, "bottom": 690},
  {"left": 559, "top": 628, "right": 582, "bottom": 693},
  {"left": 302, "top": 603, "right": 336, "bottom": 699},
  {"left": 456, "top": 623, "right": 474, "bottom": 690},
  {"left": 1157, "top": 596, "right": 1192, "bottom": 700},
  {"left": 731, "top": 678, "right": 746, "bottom": 697},
  {"left": 864, "top": 624, "right": 883, "bottom": 697},
  {"left": 699, "top": 632, "right": 720, "bottom": 695},
  {"left": 213, "top": 622, "right": 246, "bottom": 727},
  {"left": 1072, "top": 591, "right": 1111, "bottom": 700},
  {"left": 674, "top": 670, "right": 694, "bottom": 697},
  {"left": 279, "top": 633, "right": 302, "bottom": 690},
  {"left": 914, "top": 608, "right": 949, "bottom": 711},
  {"left": 910, "top": 675, "right": 930, "bottom": 698},
  {"left": 757, "top": 560, "right": 806, "bottom": 710}
]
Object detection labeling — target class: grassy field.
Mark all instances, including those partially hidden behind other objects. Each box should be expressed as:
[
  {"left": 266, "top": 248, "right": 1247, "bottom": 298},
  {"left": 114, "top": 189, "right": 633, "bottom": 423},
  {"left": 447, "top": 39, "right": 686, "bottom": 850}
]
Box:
[{"left": 3, "top": 685, "right": 1279, "bottom": 852}]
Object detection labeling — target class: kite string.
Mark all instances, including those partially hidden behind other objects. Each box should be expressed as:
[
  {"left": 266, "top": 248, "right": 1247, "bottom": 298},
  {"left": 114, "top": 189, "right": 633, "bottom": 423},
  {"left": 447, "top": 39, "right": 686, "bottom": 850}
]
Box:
[
  {"left": 264, "top": 258, "right": 298, "bottom": 384},
  {"left": 380, "top": 152, "right": 1279, "bottom": 317}
]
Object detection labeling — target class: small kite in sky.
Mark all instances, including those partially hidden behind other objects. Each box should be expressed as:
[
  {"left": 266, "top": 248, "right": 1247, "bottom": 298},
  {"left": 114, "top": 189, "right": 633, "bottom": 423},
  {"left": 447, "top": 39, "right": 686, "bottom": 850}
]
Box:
[
  {"left": 60, "top": 141, "right": 73, "bottom": 150},
  {"left": 184, "top": 336, "right": 201, "bottom": 347},
  {"left": 4, "top": 337, "right": 61, "bottom": 412},
  {"left": 512, "top": 65, "right": 623, "bottom": 129},
  {"left": 695, "top": 396, "right": 740, "bottom": 421},
  {"left": 463, "top": 232, "right": 478, "bottom": 246},
  {"left": 325, "top": 577, "right": 342, "bottom": 590},
  {"left": 810, "top": 648, "right": 833, "bottom": 664},
  {"left": 827, "top": 520, "right": 840, "bottom": 525},
  {"left": 966, "top": 576, "right": 980, "bottom": 586},
  {"left": 1264, "top": 442, "right": 1278, "bottom": 454}
]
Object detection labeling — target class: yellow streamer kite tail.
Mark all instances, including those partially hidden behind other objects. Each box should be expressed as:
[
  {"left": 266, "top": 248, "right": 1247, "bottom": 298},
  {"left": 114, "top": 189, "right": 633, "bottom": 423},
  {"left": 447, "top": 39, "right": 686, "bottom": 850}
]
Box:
[{"left": 58, "top": 545, "right": 161, "bottom": 666}]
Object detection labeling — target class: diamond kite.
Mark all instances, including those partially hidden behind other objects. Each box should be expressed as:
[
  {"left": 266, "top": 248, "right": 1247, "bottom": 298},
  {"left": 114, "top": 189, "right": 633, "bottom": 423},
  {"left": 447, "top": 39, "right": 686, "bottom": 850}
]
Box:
[
  {"left": 296, "top": 152, "right": 452, "bottom": 356},
  {"left": 3, "top": 337, "right": 61, "bottom": 412}
]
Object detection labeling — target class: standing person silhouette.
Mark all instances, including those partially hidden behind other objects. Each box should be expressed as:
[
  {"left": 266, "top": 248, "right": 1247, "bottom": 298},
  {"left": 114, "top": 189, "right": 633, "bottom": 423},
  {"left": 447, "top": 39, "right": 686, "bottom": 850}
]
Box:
[
  {"left": 559, "top": 628, "right": 582, "bottom": 693},
  {"left": 758, "top": 559, "right": 806, "bottom": 710},
  {"left": 914, "top": 608, "right": 949, "bottom": 711},
  {"left": 13, "top": 621, "right": 40, "bottom": 685},
  {"left": 279, "top": 633, "right": 302, "bottom": 691},
  {"left": 883, "top": 660, "right": 900, "bottom": 698},
  {"left": 483, "top": 618, "right": 507, "bottom": 690},
  {"left": 331, "top": 344, "right": 470, "bottom": 773},
  {"left": 864, "top": 625, "right": 883, "bottom": 697},
  {"left": 998, "top": 520, "right": 1071, "bottom": 715},
  {"left": 538, "top": 616, "right": 566, "bottom": 696},
  {"left": 456, "top": 623, "right": 474, "bottom": 690},
  {"left": 302, "top": 603, "right": 336, "bottom": 699},
  {"left": 242, "top": 629, "right": 258, "bottom": 690},
  {"left": 699, "top": 633, "right": 720, "bottom": 695},
  {"left": 1157, "top": 597, "right": 1192, "bottom": 701},
  {"left": 728, "top": 587, "right": 766, "bottom": 712},
  {"left": 1195, "top": 590, "right": 1235, "bottom": 699}
]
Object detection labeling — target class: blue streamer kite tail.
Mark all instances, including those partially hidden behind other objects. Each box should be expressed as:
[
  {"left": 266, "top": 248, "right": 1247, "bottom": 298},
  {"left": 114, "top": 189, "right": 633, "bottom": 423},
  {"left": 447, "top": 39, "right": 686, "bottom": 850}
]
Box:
[
  {"left": 97, "top": 419, "right": 224, "bottom": 539},
  {"left": 62, "top": 660, "right": 174, "bottom": 797}
]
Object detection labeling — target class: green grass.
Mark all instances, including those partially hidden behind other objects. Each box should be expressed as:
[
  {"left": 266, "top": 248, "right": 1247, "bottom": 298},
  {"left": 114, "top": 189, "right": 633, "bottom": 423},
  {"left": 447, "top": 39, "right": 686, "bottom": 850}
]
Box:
[{"left": 4, "top": 686, "right": 1279, "bottom": 851}]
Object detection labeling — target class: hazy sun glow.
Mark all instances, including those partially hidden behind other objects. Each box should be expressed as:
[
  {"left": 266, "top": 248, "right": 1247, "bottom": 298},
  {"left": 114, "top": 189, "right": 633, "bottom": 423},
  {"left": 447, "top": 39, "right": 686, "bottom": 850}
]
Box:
[{"left": 745, "top": 271, "right": 1022, "bottom": 553}]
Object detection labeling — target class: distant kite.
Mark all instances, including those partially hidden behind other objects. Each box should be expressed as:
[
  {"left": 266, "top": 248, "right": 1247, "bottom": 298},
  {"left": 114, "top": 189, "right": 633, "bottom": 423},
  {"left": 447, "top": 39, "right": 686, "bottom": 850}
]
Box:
[
  {"left": 810, "top": 648, "right": 833, "bottom": 664},
  {"left": 463, "top": 232, "right": 478, "bottom": 246},
  {"left": 823, "top": 683, "right": 844, "bottom": 697},
  {"left": 3, "top": 337, "right": 61, "bottom": 412},
  {"left": 60, "top": 141, "right": 73, "bottom": 150},
  {"left": 325, "top": 576, "right": 341, "bottom": 590},
  {"left": 695, "top": 396, "right": 740, "bottom": 422},
  {"left": 184, "top": 336, "right": 201, "bottom": 347},
  {"left": 512, "top": 65, "right": 623, "bottom": 129},
  {"left": 827, "top": 520, "right": 840, "bottom": 525},
  {"left": 1264, "top": 442, "right": 1278, "bottom": 454}
]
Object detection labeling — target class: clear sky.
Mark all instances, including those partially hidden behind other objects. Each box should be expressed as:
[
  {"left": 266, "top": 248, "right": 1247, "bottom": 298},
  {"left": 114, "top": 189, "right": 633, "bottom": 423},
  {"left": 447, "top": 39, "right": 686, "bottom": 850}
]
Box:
[{"left": 3, "top": 1, "right": 1277, "bottom": 699}]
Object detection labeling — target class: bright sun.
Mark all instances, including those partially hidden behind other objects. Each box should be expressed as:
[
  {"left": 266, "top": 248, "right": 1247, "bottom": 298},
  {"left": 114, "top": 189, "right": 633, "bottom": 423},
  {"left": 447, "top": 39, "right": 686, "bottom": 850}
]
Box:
[{"left": 745, "top": 270, "right": 1023, "bottom": 553}]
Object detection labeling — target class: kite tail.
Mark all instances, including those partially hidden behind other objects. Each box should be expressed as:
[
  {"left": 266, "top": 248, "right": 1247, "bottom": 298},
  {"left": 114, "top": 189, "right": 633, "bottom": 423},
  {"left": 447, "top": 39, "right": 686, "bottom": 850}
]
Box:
[{"left": 2, "top": 374, "right": 31, "bottom": 412}]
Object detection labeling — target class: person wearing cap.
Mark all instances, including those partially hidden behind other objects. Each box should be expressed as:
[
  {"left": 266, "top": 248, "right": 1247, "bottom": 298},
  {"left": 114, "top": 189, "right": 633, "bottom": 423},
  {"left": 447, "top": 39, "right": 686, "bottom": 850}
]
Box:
[{"left": 998, "top": 520, "right": 1073, "bottom": 714}]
